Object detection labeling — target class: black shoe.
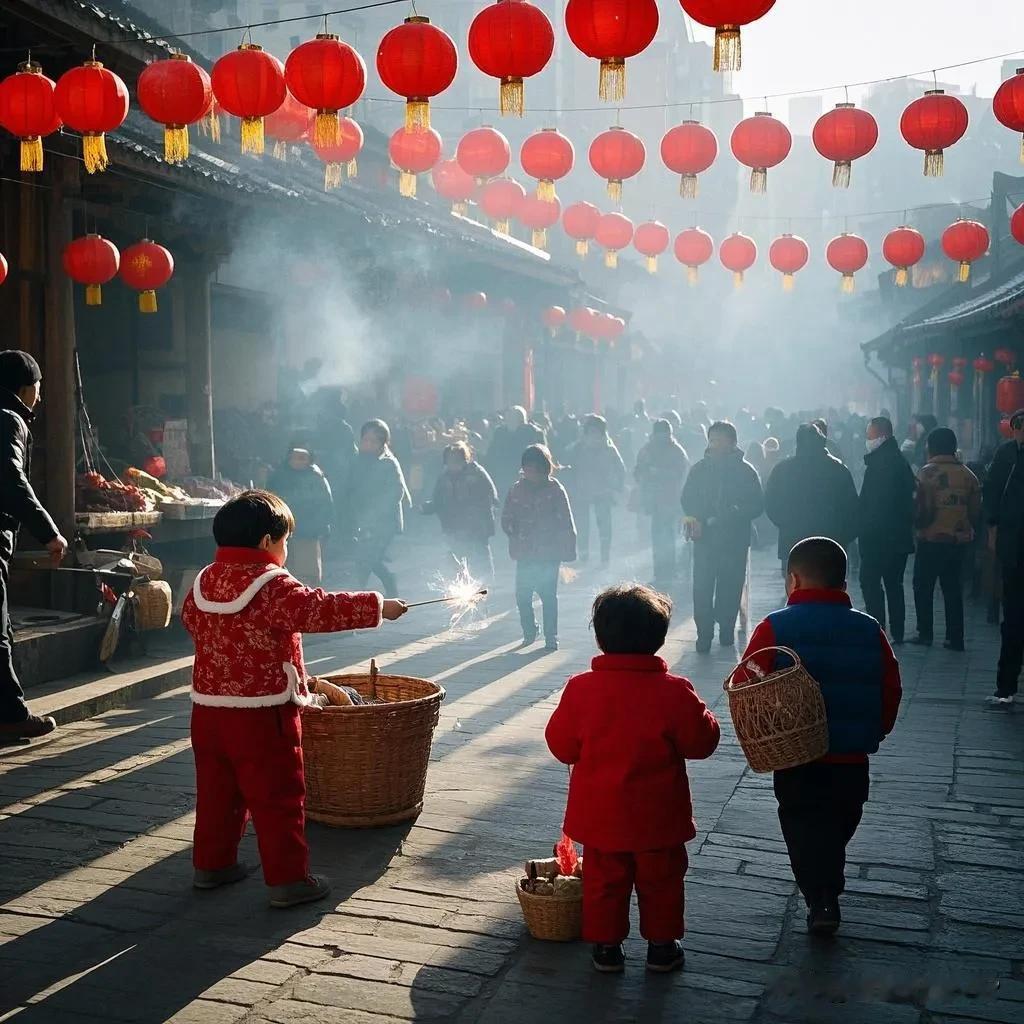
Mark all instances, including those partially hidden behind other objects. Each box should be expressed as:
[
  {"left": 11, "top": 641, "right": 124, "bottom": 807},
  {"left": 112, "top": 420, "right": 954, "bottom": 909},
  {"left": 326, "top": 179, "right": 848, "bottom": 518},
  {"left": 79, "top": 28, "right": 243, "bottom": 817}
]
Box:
[
  {"left": 646, "top": 940, "right": 686, "bottom": 973},
  {"left": 695, "top": 637, "right": 712, "bottom": 654},
  {"left": 0, "top": 714, "right": 57, "bottom": 741},
  {"left": 908, "top": 636, "right": 932, "bottom": 647},
  {"left": 944, "top": 641, "right": 965, "bottom": 651},
  {"left": 591, "top": 943, "right": 625, "bottom": 974},
  {"left": 518, "top": 630, "right": 537, "bottom": 648},
  {"left": 807, "top": 897, "right": 841, "bottom": 936}
]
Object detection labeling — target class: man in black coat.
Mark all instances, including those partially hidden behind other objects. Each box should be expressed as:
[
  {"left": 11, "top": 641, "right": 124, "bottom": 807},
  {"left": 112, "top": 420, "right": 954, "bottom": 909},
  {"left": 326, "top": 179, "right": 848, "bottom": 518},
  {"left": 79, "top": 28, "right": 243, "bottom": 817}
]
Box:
[
  {"left": 681, "top": 421, "right": 763, "bottom": 652},
  {"left": 858, "top": 416, "right": 917, "bottom": 643},
  {"left": 0, "top": 351, "right": 68, "bottom": 741},
  {"left": 983, "top": 409, "right": 1024, "bottom": 706},
  {"left": 765, "top": 423, "right": 859, "bottom": 568}
]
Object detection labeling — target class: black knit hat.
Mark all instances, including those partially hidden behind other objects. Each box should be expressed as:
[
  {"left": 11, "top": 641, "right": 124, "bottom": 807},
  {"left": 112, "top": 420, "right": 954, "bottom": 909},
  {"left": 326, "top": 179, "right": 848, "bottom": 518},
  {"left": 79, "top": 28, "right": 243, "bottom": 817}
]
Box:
[{"left": 0, "top": 351, "right": 42, "bottom": 392}]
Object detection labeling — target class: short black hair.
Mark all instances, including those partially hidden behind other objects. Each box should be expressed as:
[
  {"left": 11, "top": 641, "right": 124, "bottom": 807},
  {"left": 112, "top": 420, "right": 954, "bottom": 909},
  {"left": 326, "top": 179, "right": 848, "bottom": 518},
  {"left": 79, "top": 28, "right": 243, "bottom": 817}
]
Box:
[
  {"left": 361, "top": 419, "right": 390, "bottom": 445},
  {"left": 927, "top": 426, "right": 958, "bottom": 457},
  {"left": 787, "top": 537, "right": 847, "bottom": 590},
  {"left": 582, "top": 414, "right": 607, "bottom": 437},
  {"left": 1011, "top": 408, "right": 1024, "bottom": 430},
  {"left": 213, "top": 489, "right": 295, "bottom": 548},
  {"left": 868, "top": 416, "right": 894, "bottom": 438},
  {"left": 652, "top": 418, "right": 673, "bottom": 437},
  {"left": 812, "top": 417, "right": 828, "bottom": 437},
  {"left": 443, "top": 441, "right": 471, "bottom": 463},
  {"left": 521, "top": 443, "right": 553, "bottom": 474},
  {"left": 592, "top": 583, "right": 672, "bottom": 655},
  {"left": 708, "top": 420, "right": 737, "bottom": 444}
]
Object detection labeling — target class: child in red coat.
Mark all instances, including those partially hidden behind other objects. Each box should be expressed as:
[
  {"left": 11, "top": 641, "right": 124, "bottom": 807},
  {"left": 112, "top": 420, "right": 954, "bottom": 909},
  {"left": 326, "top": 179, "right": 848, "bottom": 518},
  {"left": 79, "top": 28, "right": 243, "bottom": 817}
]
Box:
[
  {"left": 545, "top": 584, "right": 720, "bottom": 974},
  {"left": 181, "top": 490, "right": 407, "bottom": 908}
]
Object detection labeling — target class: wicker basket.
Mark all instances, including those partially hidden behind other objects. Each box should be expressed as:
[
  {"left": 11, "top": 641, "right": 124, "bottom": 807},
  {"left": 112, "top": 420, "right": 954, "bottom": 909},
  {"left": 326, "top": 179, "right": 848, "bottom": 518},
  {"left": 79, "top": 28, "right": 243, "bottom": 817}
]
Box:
[
  {"left": 724, "top": 646, "right": 829, "bottom": 773},
  {"left": 132, "top": 580, "right": 172, "bottom": 631},
  {"left": 515, "top": 880, "right": 582, "bottom": 942},
  {"left": 302, "top": 663, "right": 445, "bottom": 828}
]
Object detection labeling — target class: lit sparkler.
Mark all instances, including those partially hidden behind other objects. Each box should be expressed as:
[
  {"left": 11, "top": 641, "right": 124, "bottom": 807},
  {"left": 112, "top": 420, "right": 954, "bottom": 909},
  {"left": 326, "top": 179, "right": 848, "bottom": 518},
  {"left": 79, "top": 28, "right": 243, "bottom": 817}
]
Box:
[{"left": 415, "top": 558, "right": 488, "bottom": 630}]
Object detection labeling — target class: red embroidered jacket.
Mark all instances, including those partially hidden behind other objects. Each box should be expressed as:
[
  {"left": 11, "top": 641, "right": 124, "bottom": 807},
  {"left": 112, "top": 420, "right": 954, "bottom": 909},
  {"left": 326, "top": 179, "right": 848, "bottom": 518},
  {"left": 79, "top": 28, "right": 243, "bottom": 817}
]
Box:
[{"left": 181, "top": 547, "right": 383, "bottom": 708}]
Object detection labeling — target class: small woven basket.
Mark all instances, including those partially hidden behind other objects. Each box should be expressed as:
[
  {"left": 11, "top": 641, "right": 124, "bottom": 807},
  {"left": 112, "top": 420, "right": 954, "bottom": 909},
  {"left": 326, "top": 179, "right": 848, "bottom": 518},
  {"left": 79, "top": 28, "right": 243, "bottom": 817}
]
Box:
[
  {"left": 515, "top": 881, "right": 582, "bottom": 942},
  {"left": 724, "top": 646, "right": 829, "bottom": 773},
  {"left": 302, "top": 661, "right": 444, "bottom": 828},
  {"left": 132, "top": 580, "right": 172, "bottom": 631}
]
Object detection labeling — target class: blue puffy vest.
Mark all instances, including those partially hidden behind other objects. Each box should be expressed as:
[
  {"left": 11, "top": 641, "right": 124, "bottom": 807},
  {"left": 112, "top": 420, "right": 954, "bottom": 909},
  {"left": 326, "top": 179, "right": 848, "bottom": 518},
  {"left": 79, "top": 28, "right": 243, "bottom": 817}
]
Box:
[{"left": 767, "top": 601, "right": 884, "bottom": 755}]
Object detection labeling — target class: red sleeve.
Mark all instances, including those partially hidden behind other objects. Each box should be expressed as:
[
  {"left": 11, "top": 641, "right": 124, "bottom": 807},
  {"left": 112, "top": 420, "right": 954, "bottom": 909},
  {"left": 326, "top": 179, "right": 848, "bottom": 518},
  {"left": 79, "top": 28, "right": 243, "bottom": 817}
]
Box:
[
  {"left": 180, "top": 591, "right": 195, "bottom": 635},
  {"left": 734, "top": 619, "right": 778, "bottom": 683},
  {"left": 880, "top": 631, "right": 902, "bottom": 736},
  {"left": 257, "top": 576, "right": 383, "bottom": 634},
  {"left": 545, "top": 678, "right": 582, "bottom": 765},
  {"left": 674, "top": 679, "right": 720, "bottom": 761}
]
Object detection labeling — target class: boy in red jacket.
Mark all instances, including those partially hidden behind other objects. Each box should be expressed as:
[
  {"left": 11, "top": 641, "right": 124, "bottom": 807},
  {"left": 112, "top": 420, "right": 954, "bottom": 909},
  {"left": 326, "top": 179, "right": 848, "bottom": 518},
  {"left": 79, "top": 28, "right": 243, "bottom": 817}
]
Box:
[
  {"left": 545, "top": 584, "right": 720, "bottom": 974},
  {"left": 181, "top": 490, "right": 407, "bottom": 908}
]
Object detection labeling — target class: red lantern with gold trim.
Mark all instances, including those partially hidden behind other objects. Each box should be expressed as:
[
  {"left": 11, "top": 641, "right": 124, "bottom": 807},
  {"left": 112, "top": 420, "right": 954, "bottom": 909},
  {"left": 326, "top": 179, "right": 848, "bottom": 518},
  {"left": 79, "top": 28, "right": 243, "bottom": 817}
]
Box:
[
  {"left": 542, "top": 305, "right": 566, "bottom": 334},
  {"left": 520, "top": 128, "right": 574, "bottom": 200},
  {"left": 768, "top": 234, "right": 809, "bottom": 291},
  {"left": 1011, "top": 203, "right": 1024, "bottom": 246},
  {"left": 720, "top": 232, "right": 757, "bottom": 287},
  {"left": 120, "top": 239, "right": 174, "bottom": 313},
  {"left": 264, "top": 89, "right": 314, "bottom": 160},
  {"left": 826, "top": 233, "right": 869, "bottom": 293},
  {"left": 480, "top": 177, "right": 527, "bottom": 234},
  {"left": 564, "top": 0, "right": 659, "bottom": 101},
  {"left": 517, "top": 193, "right": 561, "bottom": 250},
  {"left": 941, "top": 219, "right": 989, "bottom": 283},
  {"left": 285, "top": 33, "right": 365, "bottom": 147},
  {"left": 312, "top": 115, "right": 363, "bottom": 190},
  {"left": 812, "top": 102, "right": 878, "bottom": 188},
  {"left": 563, "top": 201, "right": 601, "bottom": 258},
  {"left": 211, "top": 44, "right": 287, "bottom": 156},
  {"left": 388, "top": 126, "right": 442, "bottom": 198},
  {"left": 54, "top": 59, "right": 129, "bottom": 174},
  {"left": 457, "top": 125, "right": 511, "bottom": 183},
  {"left": 882, "top": 225, "right": 926, "bottom": 288},
  {"left": 993, "top": 67, "right": 1024, "bottom": 162},
  {"left": 376, "top": 15, "right": 457, "bottom": 130},
  {"left": 900, "top": 89, "right": 968, "bottom": 177},
  {"left": 0, "top": 60, "right": 62, "bottom": 172},
  {"left": 678, "top": 1, "right": 776, "bottom": 72},
  {"left": 137, "top": 53, "right": 212, "bottom": 164},
  {"left": 997, "top": 373, "right": 1024, "bottom": 415},
  {"left": 674, "top": 227, "right": 714, "bottom": 284},
  {"left": 995, "top": 348, "right": 1017, "bottom": 369},
  {"left": 63, "top": 234, "right": 119, "bottom": 306},
  {"left": 431, "top": 158, "right": 477, "bottom": 215},
  {"left": 633, "top": 221, "right": 670, "bottom": 273},
  {"left": 595, "top": 212, "right": 634, "bottom": 270},
  {"left": 661, "top": 120, "right": 717, "bottom": 198},
  {"left": 589, "top": 126, "right": 646, "bottom": 202},
  {"left": 731, "top": 111, "right": 791, "bottom": 193}
]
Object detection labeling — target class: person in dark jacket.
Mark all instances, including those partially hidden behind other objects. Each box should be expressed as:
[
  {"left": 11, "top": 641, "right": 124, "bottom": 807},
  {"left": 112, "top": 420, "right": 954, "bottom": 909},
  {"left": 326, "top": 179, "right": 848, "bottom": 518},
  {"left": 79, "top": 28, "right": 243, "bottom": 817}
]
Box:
[
  {"left": 487, "top": 406, "right": 546, "bottom": 497},
  {"left": 565, "top": 415, "right": 626, "bottom": 565},
  {"left": 267, "top": 445, "right": 334, "bottom": 587},
  {"left": 858, "top": 416, "right": 917, "bottom": 643},
  {"left": 347, "top": 420, "right": 411, "bottom": 597},
  {"left": 0, "top": 352, "right": 68, "bottom": 741},
  {"left": 634, "top": 420, "right": 690, "bottom": 585},
  {"left": 766, "top": 423, "right": 859, "bottom": 568},
  {"left": 983, "top": 409, "right": 1024, "bottom": 705},
  {"left": 681, "top": 421, "right": 763, "bottom": 652},
  {"left": 422, "top": 441, "right": 498, "bottom": 581}
]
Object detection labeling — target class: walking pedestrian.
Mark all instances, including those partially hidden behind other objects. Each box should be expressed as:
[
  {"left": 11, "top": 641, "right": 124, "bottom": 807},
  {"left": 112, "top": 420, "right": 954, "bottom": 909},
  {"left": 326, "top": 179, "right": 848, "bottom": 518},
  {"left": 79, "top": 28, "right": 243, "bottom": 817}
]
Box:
[
  {"left": 634, "top": 420, "right": 690, "bottom": 586},
  {"left": 486, "top": 406, "right": 545, "bottom": 497},
  {"left": 267, "top": 445, "right": 334, "bottom": 587},
  {"left": 858, "top": 416, "right": 916, "bottom": 643},
  {"left": 565, "top": 415, "right": 626, "bottom": 566},
  {"left": 0, "top": 351, "right": 68, "bottom": 742},
  {"left": 681, "top": 421, "right": 763, "bottom": 653},
  {"left": 910, "top": 428, "right": 980, "bottom": 651}
]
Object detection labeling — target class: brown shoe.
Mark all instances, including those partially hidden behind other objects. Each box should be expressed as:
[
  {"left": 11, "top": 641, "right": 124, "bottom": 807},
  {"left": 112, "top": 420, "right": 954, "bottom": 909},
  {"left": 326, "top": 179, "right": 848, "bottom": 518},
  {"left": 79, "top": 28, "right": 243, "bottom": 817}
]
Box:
[
  {"left": 269, "top": 874, "right": 331, "bottom": 909},
  {"left": 0, "top": 715, "right": 57, "bottom": 741},
  {"left": 193, "top": 863, "right": 250, "bottom": 890}
]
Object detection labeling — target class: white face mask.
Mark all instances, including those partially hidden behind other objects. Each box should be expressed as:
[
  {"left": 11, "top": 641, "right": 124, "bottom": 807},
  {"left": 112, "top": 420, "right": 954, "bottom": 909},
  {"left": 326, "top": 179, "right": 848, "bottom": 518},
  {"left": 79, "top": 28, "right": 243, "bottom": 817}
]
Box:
[{"left": 866, "top": 436, "right": 887, "bottom": 453}]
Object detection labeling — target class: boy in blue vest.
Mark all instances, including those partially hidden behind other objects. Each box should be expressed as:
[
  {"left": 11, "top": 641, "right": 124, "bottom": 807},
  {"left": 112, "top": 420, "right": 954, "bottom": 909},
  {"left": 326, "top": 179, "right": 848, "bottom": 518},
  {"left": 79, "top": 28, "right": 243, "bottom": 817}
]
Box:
[{"left": 739, "top": 537, "right": 901, "bottom": 935}]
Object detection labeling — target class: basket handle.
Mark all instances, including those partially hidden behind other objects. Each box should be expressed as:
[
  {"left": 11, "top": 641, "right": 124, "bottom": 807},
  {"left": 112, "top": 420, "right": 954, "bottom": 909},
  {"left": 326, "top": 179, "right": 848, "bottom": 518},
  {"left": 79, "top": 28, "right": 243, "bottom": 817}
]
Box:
[
  {"left": 724, "top": 646, "right": 802, "bottom": 693},
  {"left": 369, "top": 658, "right": 378, "bottom": 701}
]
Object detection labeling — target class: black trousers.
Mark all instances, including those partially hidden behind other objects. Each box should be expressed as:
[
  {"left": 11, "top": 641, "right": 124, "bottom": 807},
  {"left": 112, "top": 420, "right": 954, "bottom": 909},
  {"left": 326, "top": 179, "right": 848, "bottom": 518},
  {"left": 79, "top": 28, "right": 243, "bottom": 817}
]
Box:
[
  {"left": 774, "top": 761, "right": 869, "bottom": 903},
  {"left": 515, "top": 560, "right": 559, "bottom": 641},
  {"left": 912, "top": 541, "right": 966, "bottom": 645},
  {"left": 651, "top": 511, "right": 678, "bottom": 584},
  {"left": 692, "top": 541, "right": 747, "bottom": 641},
  {"left": 576, "top": 499, "right": 613, "bottom": 563},
  {"left": 997, "top": 559, "right": 1024, "bottom": 697},
  {"left": 0, "top": 533, "right": 28, "bottom": 724},
  {"left": 859, "top": 550, "right": 908, "bottom": 640}
]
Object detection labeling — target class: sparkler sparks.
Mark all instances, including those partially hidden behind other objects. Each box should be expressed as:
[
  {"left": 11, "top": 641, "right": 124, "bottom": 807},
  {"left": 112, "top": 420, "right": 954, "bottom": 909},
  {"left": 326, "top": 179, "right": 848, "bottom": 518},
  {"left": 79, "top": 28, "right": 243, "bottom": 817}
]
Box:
[{"left": 427, "top": 558, "right": 489, "bottom": 631}]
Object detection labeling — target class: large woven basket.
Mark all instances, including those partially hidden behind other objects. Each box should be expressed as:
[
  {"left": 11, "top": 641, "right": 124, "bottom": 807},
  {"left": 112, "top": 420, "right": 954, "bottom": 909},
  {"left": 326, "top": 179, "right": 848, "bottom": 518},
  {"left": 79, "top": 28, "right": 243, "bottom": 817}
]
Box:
[
  {"left": 302, "top": 668, "right": 445, "bottom": 828},
  {"left": 132, "top": 580, "right": 172, "bottom": 631},
  {"left": 724, "top": 646, "right": 829, "bottom": 773},
  {"left": 515, "top": 881, "right": 582, "bottom": 942}
]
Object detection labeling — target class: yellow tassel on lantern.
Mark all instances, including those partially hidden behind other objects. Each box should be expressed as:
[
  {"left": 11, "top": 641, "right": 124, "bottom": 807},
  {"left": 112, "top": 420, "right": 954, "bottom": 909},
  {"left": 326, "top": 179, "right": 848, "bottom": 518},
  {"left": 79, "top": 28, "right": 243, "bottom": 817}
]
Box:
[
  {"left": 783, "top": 273, "right": 795, "bottom": 292},
  {"left": 537, "top": 179, "right": 555, "bottom": 201},
  {"left": 607, "top": 179, "right": 623, "bottom": 202},
  {"left": 749, "top": 167, "right": 767, "bottom": 193},
  {"left": 399, "top": 171, "right": 417, "bottom": 198},
  {"left": 82, "top": 133, "right": 109, "bottom": 174},
  {"left": 139, "top": 290, "right": 158, "bottom": 314},
  {"left": 346, "top": 159, "right": 358, "bottom": 179},
  {"left": 714, "top": 26, "right": 742, "bottom": 72},
  {"left": 500, "top": 78, "right": 524, "bottom": 117},
  {"left": 646, "top": 256, "right": 657, "bottom": 274},
  {"left": 532, "top": 228, "right": 547, "bottom": 250},
  {"left": 841, "top": 273, "right": 856, "bottom": 294},
  {"left": 733, "top": 271, "right": 744, "bottom": 289},
  {"left": 924, "top": 149, "right": 943, "bottom": 177},
  {"left": 576, "top": 240, "right": 589, "bottom": 258},
  {"left": 324, "top": 163, "right": 342, "bottom": 190},
  {"left": 241, "top": 117, "right": 265, "bottom": 155},
  {"left": 958, "top": 261, "right": 971, "bottom": 283},
  {"left": 687, "top": 266, "right": 699, "bottom": 286},
  {"left": 453, "top": 200, "right": 468, "bottom": 216},
  {"left": 605, "top": 250, "right": 618, "bottom": 269},
  {"left": 164, "top": 125, "right": 189, "bottom": 164},
  {"left": 85, "top": 284, "right": 102, "bottom": 306},
  {"left": 599, "top": 58, "right": 625, "bottom": 102},
  {"left": 832, "top": 160, "right": 851, "bottom": 188},
  {"left": 680, "top": 173, "right": 698, "bottom": 199},
  {"left": 895, "top": 267, "right": 909, "bottom": 287},
  {"left": 1019, "top": 134, "right": 1024, "bottom": 163},
  {"left": 315, "top": 110, "right": 340, "bottom": 148},
  {"left": 206, "top": 108, "right": 221, "bottom": 143},
  {"left": 20, "top": 137, "right": 44, "bottom": 173},
  {"left": 406, "top": 98, "right": 430, "bottom": 131}
]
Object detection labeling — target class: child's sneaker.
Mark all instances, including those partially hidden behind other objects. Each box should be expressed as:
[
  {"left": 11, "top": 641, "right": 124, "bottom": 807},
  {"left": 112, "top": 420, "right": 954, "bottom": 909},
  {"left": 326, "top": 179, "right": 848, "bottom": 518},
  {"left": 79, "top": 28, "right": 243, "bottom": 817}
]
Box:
[
  {"left": 807, "top": 896, "right": 841, "bottom": 935},
  {"left": 985, "top": 693, "right": 1015, "bottom": 706},
  {"left": 646, "top": 940, "right": 686, "bottom": 973},
  {"left": 591, "top": 943, "right": 625, "bottom": 973},
  {"left": 193, "top": 863, "right": 250, "bottom": 890},
  {"left": 269, "top": 873, "right": 332, "bottom": 909}
]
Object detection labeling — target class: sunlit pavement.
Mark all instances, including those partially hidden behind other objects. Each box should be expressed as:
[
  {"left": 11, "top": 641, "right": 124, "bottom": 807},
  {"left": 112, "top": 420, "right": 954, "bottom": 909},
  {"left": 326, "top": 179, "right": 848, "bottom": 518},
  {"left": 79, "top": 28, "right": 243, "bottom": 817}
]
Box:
[{"left": 1, "top": 523, "right": 1022, "bottom": 1024}]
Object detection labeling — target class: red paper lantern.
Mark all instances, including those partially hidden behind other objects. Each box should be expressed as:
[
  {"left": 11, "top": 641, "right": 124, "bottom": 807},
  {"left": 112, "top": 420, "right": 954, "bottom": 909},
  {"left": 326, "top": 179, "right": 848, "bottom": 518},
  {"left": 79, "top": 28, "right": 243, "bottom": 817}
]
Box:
[
  {"left": 542, "top": 305, "right": 566, "bottom": 333},
  {"left": 480, "top": 177, "right": 527, "bottom": 233},
  {"left": 211, "top": 44, "right": 286, "bottom": 156},
  {"left": 594, "top": 212, "right": 634, "bottom": 269},
  {"left": 605, "top": 314, "right": 626, "bottom": 342},
  {"left": 927, "top": 353, "right": 945, "bottom": 370},
  {"left": 520, "top": 128, "right": 574, "bottom": 199},
  {"left": 589, "top": 127, "right": 646, "bottom": 201},
  {"left": 661, "top": 120, "right": 718, "bottom": 198},
  {"left": 948, "top": 370, "right": 965, "bottom": 388},
  {"left": 517, "top": 194, "right": 562, "bottom": 250},
  {"left": 993, "top": 67, "right": 1024, "bottom": 162},
  {"left": 0, "top": 252, "right": 7, "bottom": 286},
  {"left": 882, "top": 225, "right": 926, "bottom": 288},
  {"left": 402, "top": 376, "right": 440, "bottom": 417},
  {"left": 941, "top": 219, "right": 989, "bottom": 283},
  {"left": 137, "top": 53, "right": 212, "bottom": 164},
  {"left": 768, "top": 234, "right": 809, "bottom": 291},
  {"left": 119, "top": 239, "right": 174, "bottom": 313},
  {"left": 63, "top": 234, "right": 119, "bottom": 306},
  {"left": 463, "top": 291, "right": 488, "bottom": 312},
  {"left": 1012, "top": 203, "right": 1024, "bottom": 246},
  {"left": 720, "top": 232, "right": 757, "bottom": 287},
  {"left": 564, "top": 0, "right": 659, "bottom": 101},
  {"left": 468, "top": 1, "right": 554, "bottom": 116},
  {"left": 285, "top": 33, "right": 366, "bottom": 147},
  {"left": 431, "top": 158, "right": 477, "bottom": 214},
  {"left": 731, "top": 111, "right": 791, "bottom": 193},
  {"left": 994, "top": 348, "right": 1016, "bottom": 368},
  {"left": 563, "top": 201, "right": 602, "bottom": 258},
  {"left": 143, "top": 455, "right": 167, "bottom": 479},
  {"left": 812, "top": 102, "right": 878, "bottom": 188},
  {"left": 0, "top": 60, "right": 61, "bottom": 172},
  {"left": 826, "top": 233, "right": 869, "bottom": 293},
  {"left": 376, "top": 15, "right": 457, "bottom": 130},
  {"left": 633, "top": 221, "right": 670, "bottom": 273},
  {"left": 264, "top": 89, "right": 314, "bottom": 160},
  {"left": 311, "top": 115, "right": 363, "bottom": 189},
  {"left": 568, "top": 306, "right": 595, "bottom": 338},
  {"left": 54, "top": 60, "right": 129, "bottom": 174},
  {"left": 974, "top": 356, "right": 995, "bottom": 374},
  {"left": 457, "top": 125, "right": 511, "bottom": 182},
  {"left": 997, "top": 374, "right": 1024, "bottom": 415},
  {"left": 388, "top": 126, "right": 442, "bottom": 197},
  {"left": 678, "top": 1, "right": 777, "bottom": 71},
  {"left": 674, "top": 227, "right": 714, "bottom": 284},
  {"left": 900, "top": 90, "right": 968, "bottom": 177}
]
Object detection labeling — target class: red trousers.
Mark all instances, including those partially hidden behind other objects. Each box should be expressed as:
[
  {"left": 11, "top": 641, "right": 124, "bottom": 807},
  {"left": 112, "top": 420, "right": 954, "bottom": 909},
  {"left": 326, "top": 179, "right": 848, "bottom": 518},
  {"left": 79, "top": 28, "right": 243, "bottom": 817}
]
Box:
[
  {"left": 583, "top": 846, "right": 688, "bottom": 944},
  {"left": 190, "top": 703, "right": 309, "bottom": 887}
]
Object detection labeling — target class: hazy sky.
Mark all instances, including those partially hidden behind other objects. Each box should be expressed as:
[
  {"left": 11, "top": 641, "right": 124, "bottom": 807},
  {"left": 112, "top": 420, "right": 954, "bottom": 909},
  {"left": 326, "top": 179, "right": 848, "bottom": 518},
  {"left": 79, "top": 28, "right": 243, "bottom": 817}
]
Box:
[{"left": 679, "top": 0, "right": 1017, "bottom": 105}]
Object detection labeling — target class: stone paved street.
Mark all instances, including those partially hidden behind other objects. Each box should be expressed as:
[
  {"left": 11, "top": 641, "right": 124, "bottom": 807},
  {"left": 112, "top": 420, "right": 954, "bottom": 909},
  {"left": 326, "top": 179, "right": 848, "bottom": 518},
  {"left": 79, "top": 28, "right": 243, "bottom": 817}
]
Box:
[{"left": 1, "top": 533, "right": 1022, "bottom": 1024}]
